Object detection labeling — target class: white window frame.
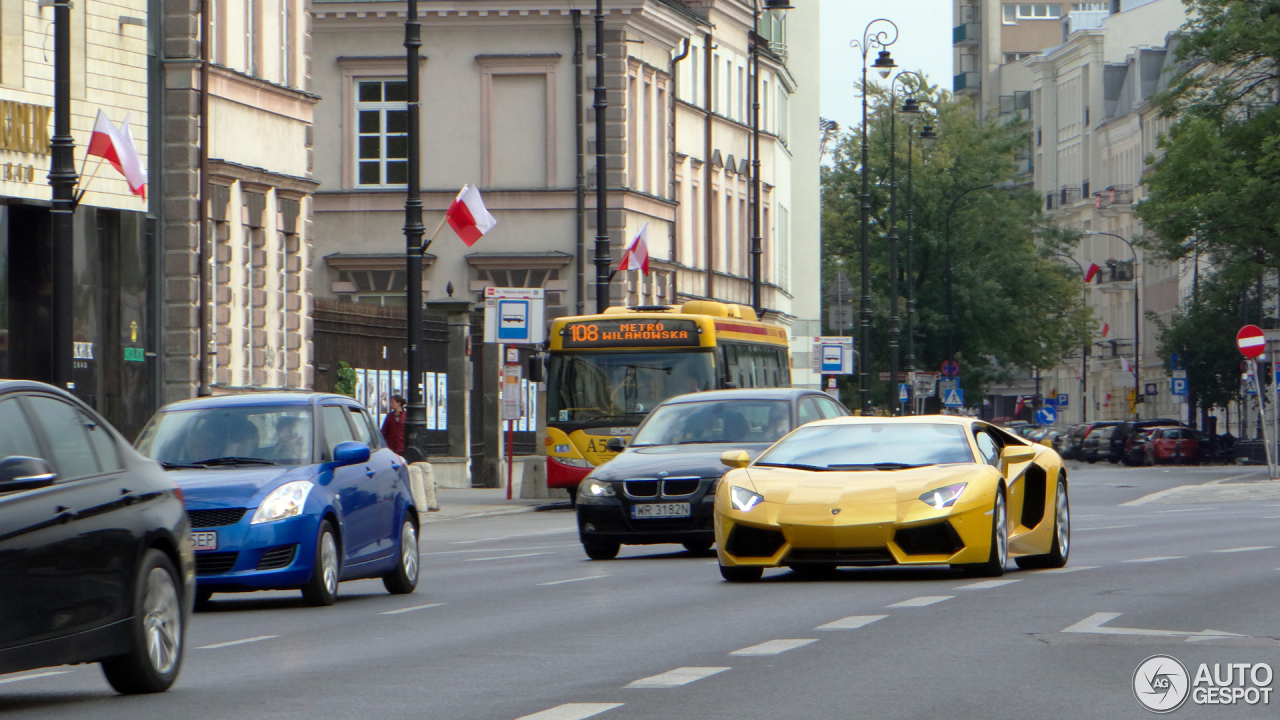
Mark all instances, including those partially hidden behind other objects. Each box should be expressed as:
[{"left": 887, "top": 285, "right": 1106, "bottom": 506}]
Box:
[{"left": 354, "top": 78, "right": 410, "bottom": 189}]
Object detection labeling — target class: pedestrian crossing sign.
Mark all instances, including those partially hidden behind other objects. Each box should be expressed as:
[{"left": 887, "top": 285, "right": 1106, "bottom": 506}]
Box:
[{"left": 943, "top": 388, "right": 964, "bottom": 407}]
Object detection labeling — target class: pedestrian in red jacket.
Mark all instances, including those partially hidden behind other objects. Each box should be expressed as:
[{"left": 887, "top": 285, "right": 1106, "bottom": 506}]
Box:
[{"left": 381, "top": 395, "right": 406, "bottom": 454}]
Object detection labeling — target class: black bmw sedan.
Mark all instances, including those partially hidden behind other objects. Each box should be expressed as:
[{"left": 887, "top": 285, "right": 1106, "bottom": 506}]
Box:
[
  {"left": 0, "top": 380, "right": 194, "bottom": 693},
  {"left": 575, "top": 388, "right": 850, "bottom": 560}
]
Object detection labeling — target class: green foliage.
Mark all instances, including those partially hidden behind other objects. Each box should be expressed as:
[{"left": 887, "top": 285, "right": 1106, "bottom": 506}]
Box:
[
  {"left": 335, "top": 361, "right": 357, "bottom": 398},
  {"left": 820, "top": 78, "right": 1090, "bottom": 407},
  {"left": 1150, "top": 280, "right": 1246, "bottom": 412}
]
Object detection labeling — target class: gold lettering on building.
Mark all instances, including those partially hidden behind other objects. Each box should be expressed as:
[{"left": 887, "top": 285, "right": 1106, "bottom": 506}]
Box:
[{"left": 0, "top": 101, "right": 52, "bottom": 156}]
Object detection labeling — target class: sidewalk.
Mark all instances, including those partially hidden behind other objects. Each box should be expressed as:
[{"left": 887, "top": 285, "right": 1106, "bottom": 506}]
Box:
[{"left": 418, "top": 487, "right": 572, "bottom": 524}]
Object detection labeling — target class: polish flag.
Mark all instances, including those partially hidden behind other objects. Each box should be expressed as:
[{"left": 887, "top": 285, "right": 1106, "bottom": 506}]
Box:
[
  {"left": 1121, "top": 356, "right": 1132, "bottom": 374},
  {"left": 618, "top": 223, "right": 651, "bottom": 275},
  {"left": 86, "top": 110, "right": 147, "bottom": 199},
  {"left": 1014, "top": 396, "right": 1026, "bottom": 415},
  {"left": 445, "top": 185, "right": 497, "bottom": 247},
  {"left": 1101, "top": 323, "right": 1110, "bottom": 338},
  {"left": 1084, "top": 263, "right": 1101, "bottom": 283},
  {"left": 1104, "top": 393, "right": 1111, "bottom": 407}
]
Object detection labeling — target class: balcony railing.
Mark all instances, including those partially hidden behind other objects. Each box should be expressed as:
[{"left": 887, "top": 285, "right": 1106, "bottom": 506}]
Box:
[
  {"left": 1098, "top": 260, "right": 1135, "bottom": 283},
  {"left": 1059, "top": 185, "right": 1082, "bottom": 205},
  {"left": 1106, "top": 185, "right": 1133, "bottom": 205},
  {"left": 953, "top": 71, "right": 980, "bottom": 93}
]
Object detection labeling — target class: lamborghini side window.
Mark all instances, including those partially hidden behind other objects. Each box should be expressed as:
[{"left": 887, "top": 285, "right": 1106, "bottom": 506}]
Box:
[{"left": 974, "top": 430, "right": 1000, "bottom": 466}]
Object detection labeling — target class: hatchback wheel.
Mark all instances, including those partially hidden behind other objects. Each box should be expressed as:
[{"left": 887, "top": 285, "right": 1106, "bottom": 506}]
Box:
[
  {"left": 101, "top": 549, "right": 184, "bottom": 694},
  {"left": 302, "top": 520, "right": 340, "bottom": 606},
  {"left": 383, "top": 518, "right": 419, "bottom": 595}
]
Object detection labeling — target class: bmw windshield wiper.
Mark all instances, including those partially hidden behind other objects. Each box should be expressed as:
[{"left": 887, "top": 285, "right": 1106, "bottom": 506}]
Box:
[
  {"left": 753, "top": 462, "right": 831, "bottom": 471},
  {"left": 825, "top": 462, "right": 933, "bottom": 471},
  {"left": 160, "top": 461, "right": 202, "bottom": 470},
  {"left": 189, "top": 457, "right": 278, "bottom": 467}
]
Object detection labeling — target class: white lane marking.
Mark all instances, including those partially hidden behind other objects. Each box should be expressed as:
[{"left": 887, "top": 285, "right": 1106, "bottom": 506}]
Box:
[
  {"left": 0, "top": 671, "right": 72, "bottom": 685},
  {"left": 958, "top": 579, "right": 1020, "bottom": 590},
  {"left": 816, "top": 615, "right": 887, "bottom": 630},
  {"left": 422, "top": 544, "right": 576, "bottom": 556},
  {"left": 1063, "top": 612, "right": 1244, "bottom": 639},
  {"left": 1077, "top": 524, "right": 1138, "bottom": 531},
  {"left": 1074, "top": 514, "right": 1103, "bottom": 518},
  {"left": 625, "top": 667, "right": 730, "bottom": 688},
  {"left": 515, "top": 703, "right": 624, "bottom": 720},
  {"left": 465, "top": 552, "right": 551, "bottom": 562},
  {"left": 1262, "top": 516, "right": 1280, "bottom": 519},
  {"left": 452, "top": 529, "right": 578, "bottom": 545},
  {"left": 1033, "top": 565, "right": 1098, "bottom": 574},
  {"left": 887, "top": 595, "right": 953, "bottom": 608},
  {"left": 1122, "top": 556, "right": 1185, "bottom": 563},
  {"left": 380, "top": 603, "right": 445, "bottom": 615},
  {"left": 1153, "top": 508, "right": 1216, "bottom": 514},
  {"left": 197, "top": 635, "right": 279, "bottom": 650},
  {"left": 1211, "top": 546, "right": 1275, "bottom": 553},
  {"left": 539, "top": 575, "right": 608, "bottom": 586},
  {"left": 729, "top": 639, "right": 816, "bottom": 656}
]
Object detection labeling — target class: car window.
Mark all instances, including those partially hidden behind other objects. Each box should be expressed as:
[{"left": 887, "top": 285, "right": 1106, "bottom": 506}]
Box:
[
  {"left": 84, "top": 416, "right": 123, "bottom": 471},
  {"left": 0, "top": 398, "right": 41, "bottom": 458},
  {"left": 25, "top": 396, "right": 102, "bottom": 480},
  {"left": 798, "top": 397, "right": 823, "bottom": 425},
  {"left": 348, "top": 406, "right": 381, "bottom": 448},
  {"left": 815, "top": 397, "right": 847, "bottom": 419},
  {"left": 321, "top": 405, "right": 356, "bottom": 459},
  {"left": 973, "top": 429, "right": 1000, "bottom": 466}
]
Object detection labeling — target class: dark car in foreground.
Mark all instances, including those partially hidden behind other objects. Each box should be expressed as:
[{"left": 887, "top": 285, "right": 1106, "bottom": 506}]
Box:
[
  {"left": 135, "top": 393, "right": 419, "bottom": 606},
  {"left": 0, "top": 380, "right": 193, "bottom": 693},
  {"left": 575, "top": 388, "right": 849, "bottom": 560}
]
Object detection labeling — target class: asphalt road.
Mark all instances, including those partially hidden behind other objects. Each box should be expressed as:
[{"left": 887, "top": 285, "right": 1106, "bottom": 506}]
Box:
[{"left": 3, "top": 463, "right": 1280, "bottom": 719}]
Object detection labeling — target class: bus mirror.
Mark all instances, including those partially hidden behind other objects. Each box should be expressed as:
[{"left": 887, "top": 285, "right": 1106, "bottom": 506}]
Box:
[
  {"left": 606, "top": 437, "right": 627, "bottom": 453},
  {"left": 528, "top": 355, "right": 545, "bottom": 383}
]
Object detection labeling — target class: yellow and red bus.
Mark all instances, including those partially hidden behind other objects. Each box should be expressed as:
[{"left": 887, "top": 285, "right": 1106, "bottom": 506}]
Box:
[{"left": 545, "top": 301, "right": 792, "bottom": 500}]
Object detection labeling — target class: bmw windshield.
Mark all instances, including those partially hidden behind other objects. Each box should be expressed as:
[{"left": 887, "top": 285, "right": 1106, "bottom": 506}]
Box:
[
  {"left": 136, "top": 406, "right": 315, "bottom": 467},
  {"left": 631, "top": 399, "right": 792, "bottom": 446},
  {"left": 754, "top": 423, "right": 975, "bottom": 471}
]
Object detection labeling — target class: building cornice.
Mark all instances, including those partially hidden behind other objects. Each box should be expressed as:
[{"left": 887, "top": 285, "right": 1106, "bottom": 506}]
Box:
[{"left": 208, "top": 159, "right": 319, "bottom": 195}]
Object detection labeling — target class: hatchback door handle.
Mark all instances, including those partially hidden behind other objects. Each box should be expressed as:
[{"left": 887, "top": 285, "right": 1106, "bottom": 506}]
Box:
[{"left": 366, "top": 468, "right": 375, "bottom": 478}]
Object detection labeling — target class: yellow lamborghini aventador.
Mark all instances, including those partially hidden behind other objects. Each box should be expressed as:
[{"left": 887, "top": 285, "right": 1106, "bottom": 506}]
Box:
[{"left": 712, "top": 415, "right": 1069, "bottom": 582}]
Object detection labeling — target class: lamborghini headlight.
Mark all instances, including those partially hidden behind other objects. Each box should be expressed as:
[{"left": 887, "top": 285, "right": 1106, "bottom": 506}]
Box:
[
  {"left": 578, "top": 477, "right": 616, "bottom": 501},
  {"left": 918, "top": 482, "right": 967, "bottom": 509},
  {"left": 730, "top": 486, "right": 764, "bottom": 512},
  {"left": 251, "top": 480, "right": 313, "bottom": 524}
]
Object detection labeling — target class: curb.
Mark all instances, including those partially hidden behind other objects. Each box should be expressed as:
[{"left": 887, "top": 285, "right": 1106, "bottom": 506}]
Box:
[{"left": 418, "top": 505, "right": 540, "bottom": 524}]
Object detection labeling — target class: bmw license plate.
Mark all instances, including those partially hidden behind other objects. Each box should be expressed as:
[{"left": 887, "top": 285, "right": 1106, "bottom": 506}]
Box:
[
  {"left": 192, "top": 531, "right": 218, "bottom": 551},
  {"left": 632, "top": 503, "right": 691, "bottom": 519}
]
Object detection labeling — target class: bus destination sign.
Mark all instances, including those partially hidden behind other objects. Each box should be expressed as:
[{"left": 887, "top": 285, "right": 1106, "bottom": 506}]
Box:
[{"left": 561, "top": 318, "right": 701, "bottom": 349}]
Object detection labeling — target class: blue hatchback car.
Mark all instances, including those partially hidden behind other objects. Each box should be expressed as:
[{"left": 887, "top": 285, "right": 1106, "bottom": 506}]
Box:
[{"left": 134, "top": 393, "right": 419, "bottom": 606}]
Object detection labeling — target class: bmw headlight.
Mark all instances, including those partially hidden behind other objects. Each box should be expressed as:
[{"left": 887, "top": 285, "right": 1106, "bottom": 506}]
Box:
[
  {"left": 251, "top": 480, "right": 314, "bottom": 524},
  {"left": 918, "top": 482, "right": 967, "bottom": 509},
  {"left": 578, "top": 478, "right": 616, "bottom": 502},
  {"left": 730, "top": 486, "right": 763, "bottom": 512}
]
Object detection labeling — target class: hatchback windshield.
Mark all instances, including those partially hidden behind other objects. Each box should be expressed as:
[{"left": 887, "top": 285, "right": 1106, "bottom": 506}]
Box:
[
  {"left": 136, "top": 407, "right": 314, "bottom": 466},
  {"left": 631, "top": 399, "right": 791, "bottom": 446},
  {"left": 754, "top": 423, "right": 974, "bottom": 470}
]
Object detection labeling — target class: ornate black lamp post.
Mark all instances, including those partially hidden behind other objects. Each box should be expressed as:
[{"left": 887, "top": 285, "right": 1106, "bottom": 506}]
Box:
[
  {"left": 887, "top": 71, "right": 925, "bottom": 413},
  {"left": 402, "top": 0, "right": 427, "bottom": 461},
  {"left": 749, "top": 0, "right": 794, "bottom": 318},
  {"left": 904, "top": 122, "right": 937, "bottom": 414}
]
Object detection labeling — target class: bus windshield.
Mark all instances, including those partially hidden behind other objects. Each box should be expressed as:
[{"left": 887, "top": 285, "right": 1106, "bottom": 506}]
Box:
[{"left": 547, "top": 351, "right": 715, "bottom": 423}]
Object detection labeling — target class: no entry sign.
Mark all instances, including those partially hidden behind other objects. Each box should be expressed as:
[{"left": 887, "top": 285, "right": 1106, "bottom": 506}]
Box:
[{"left": 1237, "top": 325, "right": 1266, "bottom": 358}]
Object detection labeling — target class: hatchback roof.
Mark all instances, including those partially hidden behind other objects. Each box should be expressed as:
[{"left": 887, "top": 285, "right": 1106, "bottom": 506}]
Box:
[
  {"left": 157, "top": 391, "right": 351, "bottom": 412},
  {"left": 662, "top": 387, "right": 829, "bottom": 404}
]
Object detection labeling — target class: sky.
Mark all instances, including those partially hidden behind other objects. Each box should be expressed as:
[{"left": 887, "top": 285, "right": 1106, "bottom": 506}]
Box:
[{"left": 819, "top": 0, "right": 954, "bottom": 136}]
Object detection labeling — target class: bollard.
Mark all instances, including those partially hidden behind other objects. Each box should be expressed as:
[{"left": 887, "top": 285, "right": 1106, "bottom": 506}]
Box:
[
  {"left": 414, "top": 461, "right": 440, "bottom": 512},
  {"left": 406, "top": 463, "right": 427, "bottom": 513}
]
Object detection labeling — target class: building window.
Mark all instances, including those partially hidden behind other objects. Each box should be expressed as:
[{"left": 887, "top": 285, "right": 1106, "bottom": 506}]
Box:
[
  {"left": 1070, "top": 2, "right": 1107, "bottom": 9},
  {"left": 356, "top": 80, "right": 409, "bottom": 187},
  {"left": 336, "top": 270, "right": 408, "bottom": 307},
  {"left": 1004, "top": 52, "right": 1033, "bottom": 64},
  {"left": 1004, "top": 3, "right": 1062, "bottom": 22}
]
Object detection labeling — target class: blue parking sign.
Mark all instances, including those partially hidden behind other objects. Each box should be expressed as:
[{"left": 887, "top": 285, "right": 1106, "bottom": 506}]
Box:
[
  {"left": 1056, "top": 393, "right": 1069, "bottom": 407},
  {"left": 1171, "top": 377, "right": 1188, "bottom": 396}
]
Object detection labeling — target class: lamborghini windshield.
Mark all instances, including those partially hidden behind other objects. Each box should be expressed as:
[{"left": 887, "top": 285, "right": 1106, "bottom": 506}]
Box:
[{"left": 754, "top": 423, "right": 975, "bottom": 470}]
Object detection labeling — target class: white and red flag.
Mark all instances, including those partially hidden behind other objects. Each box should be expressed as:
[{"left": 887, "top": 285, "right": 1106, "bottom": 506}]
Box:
[
  {"left": 618, "top": 222, "right": 651, "bottom": 275},
  {"left": 1120, "top": 356, "right": 1133, "bottom": 374},
  {"left": 1084, "top": 262, "right": 1101, "bottom": 283},
  {"left": 86, "top": 110, "right": 147, "bottom": 199},
  {"left": 445, "top": 185, "right": 497, "bottom": 247},
  {"left": 1101, "top": 322, "right": 1110, "bottom": 338}
]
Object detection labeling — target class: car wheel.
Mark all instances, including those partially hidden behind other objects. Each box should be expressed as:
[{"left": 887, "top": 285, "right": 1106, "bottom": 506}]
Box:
[
  {"left": 964, "top": 490, "right": 1007, "bottom": 577},
  {"left": 101, "top": 549, "right": 184, "bottom": 694},
  {"left": 383, "top": 518, "right": 419, "bottom": 595},
  {"left": 1086, "top": 457, "right": 1097, "bottom": 464},
  {"left": 682, "top": 540, "right": 714, "bottom": 555},
  {"left": 719, "top": 564, "right": 763, "bottom": 582},
  {"left": 1015, "top": 478, "right": 1070, "bottom": 570},
  {"left": 301, "top": 520, "right": 340, "bottom": 607},
  {"left": 582, "top": 540, "right": 620, "bottom": 560}
]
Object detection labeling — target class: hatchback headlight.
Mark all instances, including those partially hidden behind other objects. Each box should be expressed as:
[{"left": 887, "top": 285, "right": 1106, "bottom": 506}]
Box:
[
  {"left": 251, "top": 480, "right": 313, "bottom": 524},
  {"left": 730, "top": 486, "right": 764, "bottom": 512},
  {"left": 918, "top": 482, "right": 967, "bottom": 509},
  {"left": 578, "top": 478, "right": 615, "bottom": 501}
]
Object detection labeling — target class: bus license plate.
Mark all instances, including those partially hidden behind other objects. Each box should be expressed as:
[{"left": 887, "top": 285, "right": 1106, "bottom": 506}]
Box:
[
  {"left": 632, "top": 503, "right": 690, "bottom": 519},
  {"left": 192, "top": 532, "right": 218, "bottom": 551}
]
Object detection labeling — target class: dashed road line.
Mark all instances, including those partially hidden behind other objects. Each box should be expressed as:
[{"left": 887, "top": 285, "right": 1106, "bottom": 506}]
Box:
[
  {"left": 1033, "top": 565, "right": 1097, "bottom": 574},
  {"left": 539, "top": 575, "right": 607, "bottom": 586},
  {"left": 887, "top": 596, "right": 953, "bottom": 608},
  {"left": 958, "top": 579, "right": 1020, "bottom": 590},
  {"left": 0, "top": 671, "right": 72, "bottom": 685},
  {"left": 514, "top": 703, "right": 624, "bottom": 720},
  {"left": 1153, "top": 508, "right": 1216, "bottom": 514},
  {"left": 422, "top": 545, "right": 575, "bottom": 556},
  {"left": 197, "top": 635, "right": 279, "bottom": 650},
  {"left": 451, "top": 529, "right": 577, "bottom": 545},
  {"left": 1122, "top": 556, "right": 1185, "bottom": 563},
  {"left": 816, "top": 615, "right": 887, "bottom": 630},
  {"left": 465, "top": 553, "right": 551, "bottom": 562},
  {"left": 1077, "top": 525, "right": 1138, "bottom": 531},
  {"left": 729, "top": 639, "right": 816, "bottom": 656},
  {"left": 381, "top": 603, "right": 445, "bottom": 615},
  {"left": 1211, "top": 546, "right": 1275, "bottom": 553},
  {"left": 625, "top": 667, "right": 730, "bottom": 688}
]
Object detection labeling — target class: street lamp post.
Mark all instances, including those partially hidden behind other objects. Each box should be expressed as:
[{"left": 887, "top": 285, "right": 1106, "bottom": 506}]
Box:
[
  {"left": 749, "top": 1, "right": 793, "bottom": 318},
  {"left": 1086, "top": 231, "right": 1140, "bottom": 420},
  {"left": 402, "top": 0, "right": 426, "bottom": 461},
  {"left": 593, "top": 0, "right": 611, "bottom": 313},
  {"left": 943, "top": 183, "right": 995, "bottom": 362},
  {"left": 888, "top": 72, "right": 925, "bottom": 414},
  {"left": 904, "top": 123, "right": 937, "bottom": 415},
  {"left": 50, "top": 0, "right": 77, "bottom": 392},
  {"left": 1053, "top": 252, "right": 1089, "bottom": 424},
  {"left": 851, "top": 19, "right": 898, "bottom": 415}
]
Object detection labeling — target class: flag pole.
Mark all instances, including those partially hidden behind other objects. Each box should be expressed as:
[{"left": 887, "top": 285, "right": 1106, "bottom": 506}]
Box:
[{"left": 72, "top": 156, "right": 105, "bottom": 206}]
